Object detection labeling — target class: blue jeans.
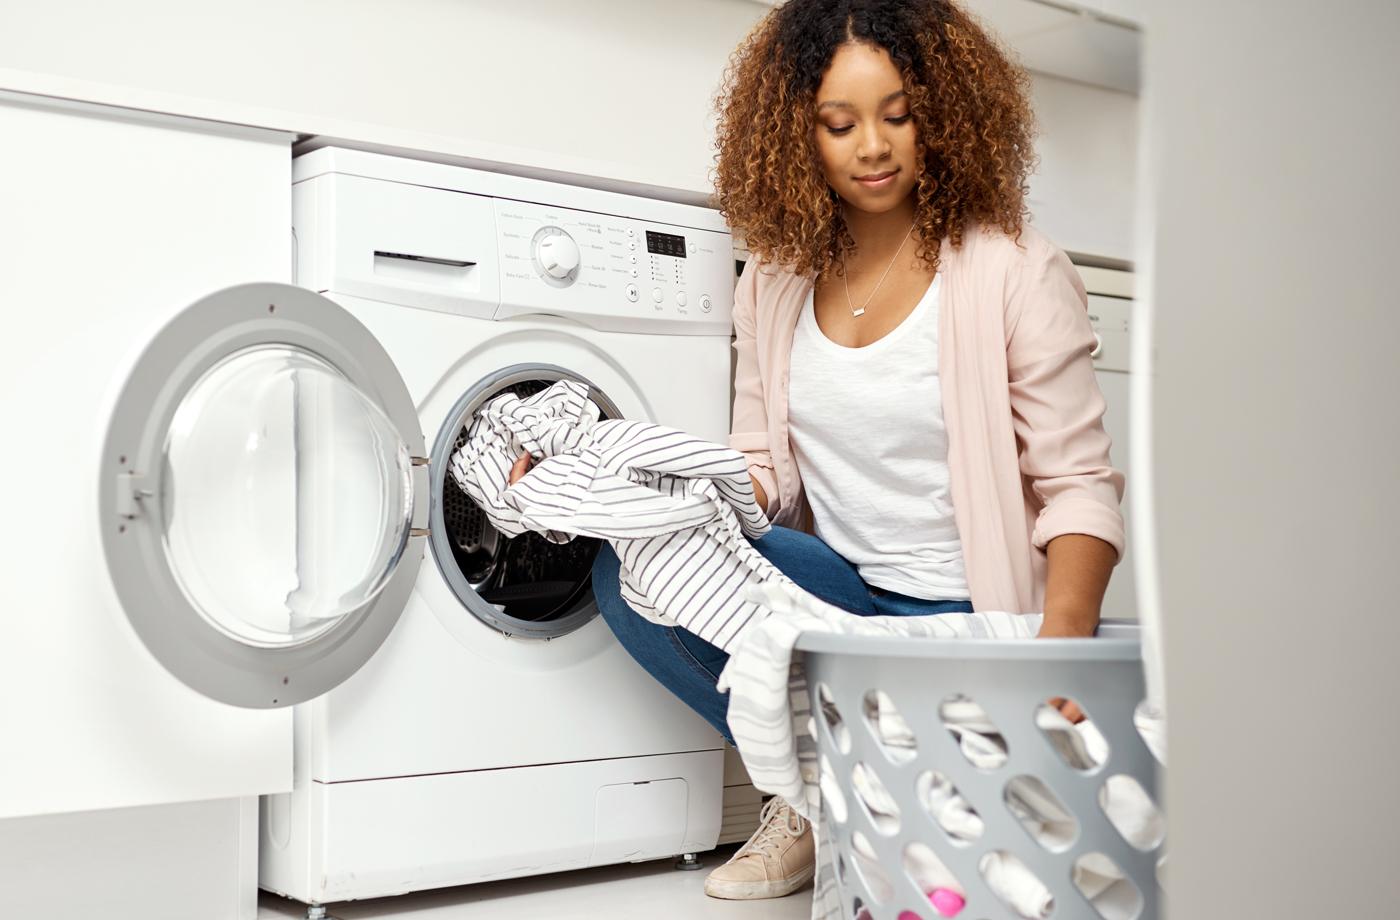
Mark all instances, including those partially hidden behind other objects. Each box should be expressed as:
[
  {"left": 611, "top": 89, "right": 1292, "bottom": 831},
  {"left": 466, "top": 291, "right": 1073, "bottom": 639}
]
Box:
[{"left": 591, "top": 526, "right": 973, "bottom": 745}]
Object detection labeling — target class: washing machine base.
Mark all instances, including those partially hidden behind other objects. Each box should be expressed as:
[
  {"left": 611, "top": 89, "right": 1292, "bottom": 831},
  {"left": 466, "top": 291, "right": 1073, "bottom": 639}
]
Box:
[{"left": 258, "top": 749, "right": 724, "bottom": 905}]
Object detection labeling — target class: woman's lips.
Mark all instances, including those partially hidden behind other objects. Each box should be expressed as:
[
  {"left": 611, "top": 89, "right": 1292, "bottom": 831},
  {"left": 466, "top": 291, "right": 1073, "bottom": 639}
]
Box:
[{"left": 855, "top": 171, "right": 897, "bottom": 189}]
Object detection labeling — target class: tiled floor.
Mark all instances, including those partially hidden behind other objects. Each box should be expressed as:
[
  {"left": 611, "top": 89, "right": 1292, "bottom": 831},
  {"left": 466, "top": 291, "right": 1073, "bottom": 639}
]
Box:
[{"left": 256, "top": 845, "right": 812, "bottom": 920}]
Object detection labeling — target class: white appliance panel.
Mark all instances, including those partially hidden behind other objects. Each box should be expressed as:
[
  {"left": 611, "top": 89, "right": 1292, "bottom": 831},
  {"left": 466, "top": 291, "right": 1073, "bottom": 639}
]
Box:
[
  {"left": 494, "top": 198, "right": 735, "bottom": 335},
  {"left": 309, "top": 303, "right": 728, "bottom": 781},
  {"left": 1087, "top": 290, "right": 1136, "bottom": 620},
  {"left": 260, "top": 752, "right": 722, "bottom": 904},
  {"left": 296, "top": 173, "right": 501, "bottom": 319}
]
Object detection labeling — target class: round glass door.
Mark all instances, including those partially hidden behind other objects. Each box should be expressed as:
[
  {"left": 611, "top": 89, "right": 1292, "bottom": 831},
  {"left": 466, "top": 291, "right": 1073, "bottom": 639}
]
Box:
[
  {"left": 162, "top": 345, "right": 414, "bottom": 648},
  {"left": 101, "top": 282, "right": 428, "bottom": 708}
]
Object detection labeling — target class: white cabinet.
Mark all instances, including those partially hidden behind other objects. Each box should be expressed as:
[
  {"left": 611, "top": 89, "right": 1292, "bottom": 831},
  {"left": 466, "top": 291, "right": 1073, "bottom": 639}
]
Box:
[{"left": 0, "top": 97, "right": 297, "bottom": 818}]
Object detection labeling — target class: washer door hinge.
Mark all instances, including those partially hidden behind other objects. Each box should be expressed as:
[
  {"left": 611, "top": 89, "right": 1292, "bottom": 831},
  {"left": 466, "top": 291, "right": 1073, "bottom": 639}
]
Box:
[{"left": 116, "top": 471, "right": 153, "bottom": 519}]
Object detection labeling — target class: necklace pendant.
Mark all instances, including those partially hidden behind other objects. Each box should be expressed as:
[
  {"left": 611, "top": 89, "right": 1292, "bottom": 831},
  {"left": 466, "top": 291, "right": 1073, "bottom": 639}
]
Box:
[{"left": 851, "top": 306, "right": 865, "bottom": 318}]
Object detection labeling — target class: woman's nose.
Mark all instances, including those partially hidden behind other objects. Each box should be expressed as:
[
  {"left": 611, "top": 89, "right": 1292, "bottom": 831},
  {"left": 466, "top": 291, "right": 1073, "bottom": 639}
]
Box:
[{"left": 857, "top": 124, "right": 891, "bottom": 161}]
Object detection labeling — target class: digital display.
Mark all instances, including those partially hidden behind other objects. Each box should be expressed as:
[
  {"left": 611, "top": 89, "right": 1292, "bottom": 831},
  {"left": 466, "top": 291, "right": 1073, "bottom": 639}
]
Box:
[{"left": 646, "top": 230, "right": 687, "bottom": 258}]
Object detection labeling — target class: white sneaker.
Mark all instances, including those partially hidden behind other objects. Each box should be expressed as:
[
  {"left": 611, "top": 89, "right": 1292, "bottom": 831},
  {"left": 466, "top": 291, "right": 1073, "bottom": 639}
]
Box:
[{"left": 703, "top": 797, "right": 815, "bottom": 899}]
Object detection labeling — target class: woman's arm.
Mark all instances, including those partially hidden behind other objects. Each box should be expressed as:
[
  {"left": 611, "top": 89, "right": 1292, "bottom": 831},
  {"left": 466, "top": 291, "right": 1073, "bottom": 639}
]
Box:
[
  {"left": 730, "top": 259, "right": 779, "bottom": 517},
  {"left": 1002, "top": 236, "right": 1127, "bottom": 636},
  {"left": 1039, "top": 533, "right": 1117, "bottom": 636}
]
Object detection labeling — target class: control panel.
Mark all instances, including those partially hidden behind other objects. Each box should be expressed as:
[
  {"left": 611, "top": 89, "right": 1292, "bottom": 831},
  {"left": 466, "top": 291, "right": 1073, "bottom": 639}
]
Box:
[
  {"left": 496, "top": 200, "right": 734, "bottom": 335},
  {"left": 293, "top": 164, "right": 735, "bottom": 336},
  {"left": 1086, "top": 294, "right": 1132, "bottom": 373}
]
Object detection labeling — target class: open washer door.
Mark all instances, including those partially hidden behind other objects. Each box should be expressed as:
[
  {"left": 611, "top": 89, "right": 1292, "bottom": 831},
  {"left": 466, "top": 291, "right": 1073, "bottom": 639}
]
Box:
[{"left": 100, "top": 282, "right": 427, "bottom": 709}]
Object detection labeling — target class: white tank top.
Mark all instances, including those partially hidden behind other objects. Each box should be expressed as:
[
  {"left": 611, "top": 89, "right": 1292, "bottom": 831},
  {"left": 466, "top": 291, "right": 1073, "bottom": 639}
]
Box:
[{"left": 787, "top": 275, "right": 970, "bottom": 600}]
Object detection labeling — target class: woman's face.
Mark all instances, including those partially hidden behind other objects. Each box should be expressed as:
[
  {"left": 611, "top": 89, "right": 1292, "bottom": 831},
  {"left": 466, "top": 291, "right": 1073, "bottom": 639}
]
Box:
[{"left": 813, "top": 42, "right": 919, "bottom": 217}]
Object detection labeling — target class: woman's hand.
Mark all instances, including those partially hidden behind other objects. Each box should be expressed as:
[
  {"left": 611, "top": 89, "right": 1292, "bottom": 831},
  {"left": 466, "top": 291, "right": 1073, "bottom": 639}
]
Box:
[
  {"left": 750, "top": 474, "right": 768, "bottom": 513},
  {"left": 508, "top": 450, "right": 534, "bottom": 485},
  {"left": 1038, "top": 612, "right": 1097, "bottom": 724},
  {"left": 1036, "top": 615, "right": 1098, "bottom": 638}
]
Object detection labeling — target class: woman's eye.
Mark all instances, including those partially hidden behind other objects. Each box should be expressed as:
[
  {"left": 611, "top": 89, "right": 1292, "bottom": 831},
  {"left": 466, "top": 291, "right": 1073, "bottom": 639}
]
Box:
[{"left": 823, "top": 115, "right": 912, "bottom": 135}]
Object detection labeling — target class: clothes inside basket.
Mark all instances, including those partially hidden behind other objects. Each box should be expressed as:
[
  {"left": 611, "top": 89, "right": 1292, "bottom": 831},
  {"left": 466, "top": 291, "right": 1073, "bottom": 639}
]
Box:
[{"left": 852, "top": 700, "right": 1165, "bottom": 919}]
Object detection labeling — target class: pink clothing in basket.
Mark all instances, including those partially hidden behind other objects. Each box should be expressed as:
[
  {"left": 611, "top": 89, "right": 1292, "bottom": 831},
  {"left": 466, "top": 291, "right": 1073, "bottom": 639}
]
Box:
[{"left": 729, "top": 224, "right": 1125, "bottom": 614}]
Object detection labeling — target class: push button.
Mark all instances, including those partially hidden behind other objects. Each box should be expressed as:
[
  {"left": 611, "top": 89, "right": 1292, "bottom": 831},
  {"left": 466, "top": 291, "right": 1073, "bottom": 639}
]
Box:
[{"left": 625, "top": 284, "right": 639, "bottom": 302}]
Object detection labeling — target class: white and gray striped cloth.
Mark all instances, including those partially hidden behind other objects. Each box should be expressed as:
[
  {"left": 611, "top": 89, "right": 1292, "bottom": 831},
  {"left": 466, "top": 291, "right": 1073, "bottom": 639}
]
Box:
[{"left": 448, "top": 379, "right": 794, "bottom": 650}]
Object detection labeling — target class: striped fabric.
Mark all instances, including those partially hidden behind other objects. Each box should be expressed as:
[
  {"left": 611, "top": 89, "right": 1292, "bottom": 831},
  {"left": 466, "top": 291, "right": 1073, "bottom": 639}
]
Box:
[
  {"left": 448, "top": 379, "right": 794, "bottom": 650},
  {"left": 717, "top": 580, "right": 1043, "bottom": 920}
]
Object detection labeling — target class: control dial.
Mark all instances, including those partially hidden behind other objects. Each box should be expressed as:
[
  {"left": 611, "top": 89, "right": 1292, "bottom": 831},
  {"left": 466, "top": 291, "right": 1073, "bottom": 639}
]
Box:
[{"left": 531, "top": 226, "right": 580, "bottom": 287}]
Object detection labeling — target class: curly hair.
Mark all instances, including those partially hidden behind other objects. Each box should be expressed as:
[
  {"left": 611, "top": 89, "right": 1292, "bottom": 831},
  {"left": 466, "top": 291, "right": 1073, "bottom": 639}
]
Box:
[{"left": 711, "top": 0, "right": 1036, "bottom": 277}]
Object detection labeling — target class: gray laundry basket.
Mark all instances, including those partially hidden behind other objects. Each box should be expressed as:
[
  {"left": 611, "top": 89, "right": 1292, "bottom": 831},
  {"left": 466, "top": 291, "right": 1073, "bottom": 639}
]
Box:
[{"left": 798, "top": 621, "right": 1163, "bottom": 920}]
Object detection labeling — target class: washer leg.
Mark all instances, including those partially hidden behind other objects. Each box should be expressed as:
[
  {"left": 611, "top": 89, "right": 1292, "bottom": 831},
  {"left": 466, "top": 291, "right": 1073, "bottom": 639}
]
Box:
[
  {"left": 674, "top": 852, "right": 703, "bottom": 871},
  {"left": 305, "top": 905, "right": 328, "bottom": 920}
]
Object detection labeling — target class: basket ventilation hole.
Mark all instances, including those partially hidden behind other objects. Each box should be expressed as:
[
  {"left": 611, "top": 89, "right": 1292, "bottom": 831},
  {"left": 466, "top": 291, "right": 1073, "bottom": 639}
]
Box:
[
  {"left": 903, "top": 842, "right": 969, "bottom": 917},
  {"left": 850, "top": 830, "right": 894, "bottom": 905},
  {"left": 863, "top": 689, "right": 917, "bottom": 765},
  {"left": 817, "top": 682, "right": 852, "bottom": 754},
  {"left": 977, "top": 850, "right": 1054, "bottom": 919},
  {"left": 1004, "top": 774, "right": 1079, "bottom": 852},
  {"left": 938, "top": 694, "right": 1009, "bottom": 771},
  {"left": 852, "top": 896, "right": 869, "bottom": 920},
  {"left": 1098, "top": 775, "right": 1165, "bottom": 851},
  {"left": 1034, "top": 696, "right": 1108, "bottom": 772},
  {"left": 821, "top": 754, "right": 849, "bottom": 825},
  {"left": 851, "top": 761, "right": 900, "bottom": 835},
  {"left": 1072, "top": 852, "right": 1144, "bottom": 920},
  {"left": 1134, "top": 699, "right": 1167, "bottom": 766},
  {"left": 916, "top": 769, "right": 983, "bottom": 845}
]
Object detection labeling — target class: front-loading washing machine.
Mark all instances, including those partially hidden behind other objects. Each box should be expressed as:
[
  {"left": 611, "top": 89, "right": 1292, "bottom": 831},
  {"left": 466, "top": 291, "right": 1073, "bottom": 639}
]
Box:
[{"left": 257, "top": 148, "right": 737, "bottom": 910}]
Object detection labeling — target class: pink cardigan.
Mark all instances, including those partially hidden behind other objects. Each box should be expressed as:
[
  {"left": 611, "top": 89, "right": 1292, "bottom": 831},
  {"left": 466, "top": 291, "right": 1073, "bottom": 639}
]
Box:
[{"left": 730, "top": 224, "right": 1125, "bottom": 614}]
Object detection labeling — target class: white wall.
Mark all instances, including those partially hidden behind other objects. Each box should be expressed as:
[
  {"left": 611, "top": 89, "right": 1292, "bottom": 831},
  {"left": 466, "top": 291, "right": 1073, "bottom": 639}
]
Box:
[
  {"left": 2, "top": 0, "right": 1138, "bottom": 259},
  {"left": 1142, "top": 0, "right": 1400, "bottom": 914},
  {"left": 0, "top": 0, "right": 763, "bottom": 196},
  {"left": 1028, "top": 74, "right": 1138, "bottom": 260}
]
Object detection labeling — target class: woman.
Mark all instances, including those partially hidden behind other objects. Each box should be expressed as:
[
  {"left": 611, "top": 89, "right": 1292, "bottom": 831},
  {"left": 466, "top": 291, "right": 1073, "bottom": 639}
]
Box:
[{"left": 520, "top": 0, "right": 1125, "bottom": 901}]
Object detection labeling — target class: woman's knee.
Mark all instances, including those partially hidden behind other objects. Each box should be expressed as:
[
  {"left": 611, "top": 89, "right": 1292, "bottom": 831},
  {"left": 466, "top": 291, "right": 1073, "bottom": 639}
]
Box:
[
  {"left": 591, "top": 544, "right": 626, "bottom": 620},
  {"left": 591, "top": 545, "right": 662, "bottom": 657},
  {"left": 751, "top": 525, "right": 831, "bottom": 566}
]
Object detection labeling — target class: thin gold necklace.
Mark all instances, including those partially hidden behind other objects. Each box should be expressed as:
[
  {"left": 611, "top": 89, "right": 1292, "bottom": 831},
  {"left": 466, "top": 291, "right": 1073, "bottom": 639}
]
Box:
[{"left": 842, "top": 219, "right": 917, "bottom": 318}]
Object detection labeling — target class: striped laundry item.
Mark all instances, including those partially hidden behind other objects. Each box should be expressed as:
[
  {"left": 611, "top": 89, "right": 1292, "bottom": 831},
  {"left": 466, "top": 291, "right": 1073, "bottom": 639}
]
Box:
[
  {"left": 448, "top": 379, "right": 794, "bottom": 650},
  {"left": 717, "top": 580, "right": 1043, "bottom": 920}
]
